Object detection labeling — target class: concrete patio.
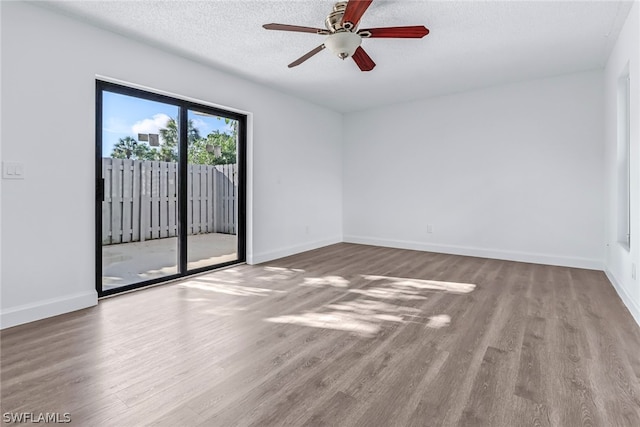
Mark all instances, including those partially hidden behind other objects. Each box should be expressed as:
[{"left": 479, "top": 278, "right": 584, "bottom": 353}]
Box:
[{"left": 102, "top": 233, "right": 237, "bottom": 290}]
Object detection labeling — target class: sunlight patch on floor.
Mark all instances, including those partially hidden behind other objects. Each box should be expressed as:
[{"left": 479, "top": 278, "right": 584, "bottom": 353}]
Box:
[
  {"left": 262, "top": 271, "right": 475, "bottom": 337},
  {"left": 201, "top": 306, "right": 249, "bottom": 317},
  {"left": 196, "top": 275, "right": 242, "bottom": 285},
  {"left": 266, "top": 312, "right": 381, "bottom": 336},
  {"left": 302, "top": 275, "right": 350, "bottom": 288},
  {"left": 266, "top": 298, "right": 425, "bottom": 337},
  {"left": 257, "top": 266, "right": 306, "bottom": 283},
  {"left": 348, "top": 287, "right": 427, "bottom": 301},
  {"left": 183, "top": 297, "right": 216, "bottom": 303},
  {"left": 325, "top": 299, "right": 420, "bottom": 317},
  {"left": 361, "top": 275, "right": 476, "bottom": 294},
  {"left": 179, "top": 280, "right": 285, "bottom": 297},
  {"left": 263, "top": 266, "right": 305, "bottom": 273},
  {"left": 426, "top": 314, "right": 451, "bottom": 329}
]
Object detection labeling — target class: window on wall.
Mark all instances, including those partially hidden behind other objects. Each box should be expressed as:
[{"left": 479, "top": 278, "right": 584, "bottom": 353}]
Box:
[{"left": 617, "top": 69, "right": 631, "bottom": 249}]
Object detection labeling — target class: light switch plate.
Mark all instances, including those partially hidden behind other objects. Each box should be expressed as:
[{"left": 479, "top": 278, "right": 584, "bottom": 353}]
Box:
[{"left": 2, "top": 162, "right": 25, "bottom": 179}]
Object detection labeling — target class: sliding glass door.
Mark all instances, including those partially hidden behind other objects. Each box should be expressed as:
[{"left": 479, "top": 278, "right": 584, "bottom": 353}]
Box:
[
  {"left": 186, "top": 109, "right": 240, "bottom": 271},
  {"left": 96, "top": 81, "right": 245, "bottom": 297}
]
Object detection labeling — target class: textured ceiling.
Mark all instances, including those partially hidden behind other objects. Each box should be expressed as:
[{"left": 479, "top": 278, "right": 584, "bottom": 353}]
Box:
[{"left": 40, "top": 0, "right": 634, "bottom": 112}]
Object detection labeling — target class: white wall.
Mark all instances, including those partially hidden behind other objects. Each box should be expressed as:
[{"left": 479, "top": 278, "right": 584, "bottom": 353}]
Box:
[
  {"left": 604, "top": 1, "right": 640, "bottom": 326},
  {"left": 343, "top": 71, "right": 604, "bottom": 269},
  {"left": 0, "top": 2, "right": 343, "bottom": 328}
]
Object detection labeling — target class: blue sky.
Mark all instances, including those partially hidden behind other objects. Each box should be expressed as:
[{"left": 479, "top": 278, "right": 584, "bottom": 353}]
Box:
[{"left": 102, "top": 91, "right": 233, "bottom": 157}]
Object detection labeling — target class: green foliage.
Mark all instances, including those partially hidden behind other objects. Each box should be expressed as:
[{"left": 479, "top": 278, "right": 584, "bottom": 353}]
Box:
[
  {"left": 188, "top": 131, "right": 236, "bottom": 165},
  {"left": 157, "top": 118, "right": 201, "bottom": 162},
  {"left": 111, "top": 116, "right": 237, "bottom": 165},
  {"left": 111, "top": 136, "right": 158, "bottom": 160}
]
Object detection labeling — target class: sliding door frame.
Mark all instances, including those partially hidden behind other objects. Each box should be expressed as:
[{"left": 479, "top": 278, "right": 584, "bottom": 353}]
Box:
[{"left": 95, "top": 80, "right": 246, "bottom": 297}]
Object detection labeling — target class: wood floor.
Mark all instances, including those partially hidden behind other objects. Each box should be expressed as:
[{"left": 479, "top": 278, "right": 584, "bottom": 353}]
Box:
[{"left": 2, "top": 243, "right": 640, "bottom": 426}]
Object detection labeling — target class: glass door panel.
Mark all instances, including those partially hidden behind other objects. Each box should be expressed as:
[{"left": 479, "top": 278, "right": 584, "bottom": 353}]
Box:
[
  {"left": 186, "top": 110, "right": 239, "bottom": 271},
  {"left": 100, "top": 91, "right": 180, "bottom": 292}
]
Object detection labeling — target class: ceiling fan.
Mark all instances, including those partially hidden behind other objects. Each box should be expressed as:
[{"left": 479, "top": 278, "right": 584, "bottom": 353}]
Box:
[{"left": 263, "top": 0, "right": 429, "bottom": 71}]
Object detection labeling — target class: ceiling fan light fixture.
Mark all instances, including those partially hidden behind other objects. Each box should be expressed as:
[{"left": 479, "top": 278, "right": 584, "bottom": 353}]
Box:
[
  {"left": 325, "top": 31, "right": 361, "bottom": 59},
  {"left": 263, "top": 0, "right": 429, "bottom": 70}
]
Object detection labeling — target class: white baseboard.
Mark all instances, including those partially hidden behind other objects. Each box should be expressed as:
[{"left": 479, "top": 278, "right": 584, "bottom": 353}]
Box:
[
  {"left": 248, "top": 236, "right": 342, "bottom": 265},
  {"left": 343, "top": 235, "right": 604, "bottom": 270},
  {"left": 605, "top": 270, "right": 640, "bottom": 328},
  {"left": 0, "top": 291, "right": 98, "bottom": 330}
]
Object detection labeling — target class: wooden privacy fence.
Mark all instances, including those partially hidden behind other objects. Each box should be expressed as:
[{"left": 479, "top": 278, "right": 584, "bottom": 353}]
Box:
[{"left": 102, "top": 158, "right": 237, "bottom": 245}]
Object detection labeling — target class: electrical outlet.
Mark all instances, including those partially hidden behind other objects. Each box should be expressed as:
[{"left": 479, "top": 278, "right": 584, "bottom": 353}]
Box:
[
  {"left": 632, "top": 263, "right": 637, "bottom": 280},
  {"left": 427, "top": 224, "right": 434, "bottom": 234}
]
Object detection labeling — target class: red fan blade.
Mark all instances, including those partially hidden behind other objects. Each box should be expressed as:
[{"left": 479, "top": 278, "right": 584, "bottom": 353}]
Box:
[
  {"left": 263, "top": 23, "right": 329, "bottom": 35},
  {"left": 288, "top": 44, "right": 326, "bottom": 68},
  {"left": 359, "top": 25, "right": 430, "bottom": 38},
  {"left": 341, "top": 0, "right": 373, "bottom": 30},
  {"left": 352, "top": 46, "right": 375, "bottom": 71}
]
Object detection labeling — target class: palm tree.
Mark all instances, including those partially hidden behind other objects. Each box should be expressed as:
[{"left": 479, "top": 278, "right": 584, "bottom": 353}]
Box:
[
  {"left": 111, "top": 136, "right": 139, "bottom": 159},
  {"left": 111, "top": 136, "right": 158, "bottom": 160},
  {"left": 158, "top": 117, "right": 201, "bottom": 162}
]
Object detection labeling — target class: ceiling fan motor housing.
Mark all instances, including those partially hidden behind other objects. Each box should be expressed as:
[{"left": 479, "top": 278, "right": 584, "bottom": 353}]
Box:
[
  {"left": 323, "top": 1, "right": 362, "bottom": 59},
  {"left": 325, "top": 2, "right": 350, "bottom": 32}
]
